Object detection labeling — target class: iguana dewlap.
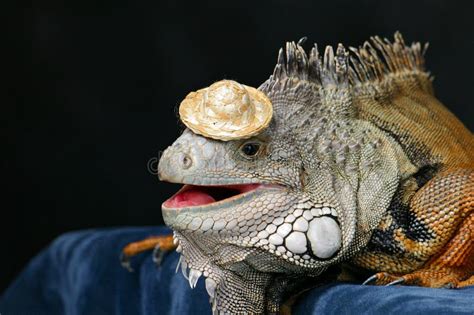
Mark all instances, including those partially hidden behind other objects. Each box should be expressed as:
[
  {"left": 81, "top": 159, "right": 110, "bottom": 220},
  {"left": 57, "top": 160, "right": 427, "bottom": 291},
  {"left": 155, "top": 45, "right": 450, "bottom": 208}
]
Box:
[{"left": 125, "top": 33, "right": 473, "bottom": 314}]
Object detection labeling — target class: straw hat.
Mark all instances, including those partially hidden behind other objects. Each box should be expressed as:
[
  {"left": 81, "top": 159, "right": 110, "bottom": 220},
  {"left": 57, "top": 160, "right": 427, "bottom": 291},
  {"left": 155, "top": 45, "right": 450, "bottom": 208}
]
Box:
[{"left": 179, "top": 80, "right": 273, "bottom": 141}]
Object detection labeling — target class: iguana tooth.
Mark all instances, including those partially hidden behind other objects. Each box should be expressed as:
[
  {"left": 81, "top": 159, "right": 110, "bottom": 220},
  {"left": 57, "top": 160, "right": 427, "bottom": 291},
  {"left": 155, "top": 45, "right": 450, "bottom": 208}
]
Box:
[
  {"left": 176, "top": 245, "right": 182, "bottom": 253},
  {"left": 188, "top": 269, "right": 202, "bottom": 289},
  {"left": 308, "top": 217, "right": 342, "bottom": 259},
  {"left": 205, "top": 278, "right": 217, "bottom": 298}
]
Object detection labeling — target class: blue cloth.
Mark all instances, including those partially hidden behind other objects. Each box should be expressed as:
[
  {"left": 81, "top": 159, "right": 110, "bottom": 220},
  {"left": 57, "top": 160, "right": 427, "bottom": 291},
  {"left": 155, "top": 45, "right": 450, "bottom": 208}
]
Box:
[{"left": 1, "top": 227, "right": 473, "bottom": 315}]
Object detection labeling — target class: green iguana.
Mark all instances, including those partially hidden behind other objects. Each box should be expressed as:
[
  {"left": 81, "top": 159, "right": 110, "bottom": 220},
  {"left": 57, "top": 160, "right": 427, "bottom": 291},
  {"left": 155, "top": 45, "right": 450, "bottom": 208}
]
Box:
[{"left": 122, "top": 32, "right": 473, "bottom": 314}]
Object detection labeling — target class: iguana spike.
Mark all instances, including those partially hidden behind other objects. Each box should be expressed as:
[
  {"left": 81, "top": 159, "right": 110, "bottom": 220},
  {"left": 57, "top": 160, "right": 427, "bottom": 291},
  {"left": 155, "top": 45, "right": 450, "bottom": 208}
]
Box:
[
  {"left": 322, "top": 45, "right": 337, "bottom": 86},
  {"left": 272, "top": 64, "right": 283, "bottom": 80},
  {"left": 272, "top": 48, "right": 287, "bottom": 79},
  {"left": 286, "top": 41, "right": 298, "bottom": 77},
  {"left": 422, "top": 42, "right": 429, "bottom": 56},
  {"left": 348, "top": 46, "right": 370, "bottom": 82},
  {"left": 394, "top": 31, "right": 406, "bottom": 47},
  {"left": 323, "top": 45, "right": 335, "bottom": 72},
  {"left": 308, "top": 44, "right": 321, "bottom": 84},
  {"left": 360, "top": 42, "right": 377, "bottom": 81},
  {"left": 277, "top": 47, "right": 286, "bottom": 69},
  {"left": 412, "top": 42, "right": 429, "bottom": 69},
  {"left": 384, "top": 37, "right": 403, "bottom": 71},
  {"left": 260, "top": 32, "right": 430, "bottom": 96},
  {"left": 347, "top": 63, "right": 360, "bottom": 85},
  {"left": 364, "top": 41, "right": 386, "bottom": 80},
  {"left": 335, "top": 43, "right": 349, "bottom": 85},
  {"left": 297, "top": 36, "right": 307, "bottom": 46},
  {"left": 393, "top": 33, "right": 414, "bottom": 70},
  {"left": 371, "top": 36, "right": 396, "bottom": 73},
  {"left": 411, "top": 42, "right": 422, "bottom": 68},
  {"left": 296, "top": 44, "right": 309, "bottom": 80},
  {"left": 348, "top": 54, "right": 363, "bottom": 83}
]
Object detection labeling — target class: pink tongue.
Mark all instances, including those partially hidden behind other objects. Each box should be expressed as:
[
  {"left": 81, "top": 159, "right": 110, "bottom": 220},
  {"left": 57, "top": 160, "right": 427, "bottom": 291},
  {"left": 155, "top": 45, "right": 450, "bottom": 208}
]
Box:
[{"left": 164, "top": 189, "right": 216, "bottom": 208}]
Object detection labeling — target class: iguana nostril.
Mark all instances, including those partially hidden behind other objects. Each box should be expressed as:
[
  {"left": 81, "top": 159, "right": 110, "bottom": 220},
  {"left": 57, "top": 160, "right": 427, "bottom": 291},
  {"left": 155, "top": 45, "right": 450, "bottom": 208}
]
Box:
[{"left": 181, "top": 154, "right": 193, "bottom": 169}]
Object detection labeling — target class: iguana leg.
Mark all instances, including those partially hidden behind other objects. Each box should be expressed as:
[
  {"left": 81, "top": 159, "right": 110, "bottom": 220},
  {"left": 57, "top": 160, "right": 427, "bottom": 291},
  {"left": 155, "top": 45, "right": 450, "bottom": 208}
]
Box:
[
  {"left": 368, "top": 212, "right": 473, "bottom": 287},
  {"left": 360, "top": 168, "right": 473, "bottom": 288},
  {"left": 121, "top": 234, "right": 176, "bottom": 271}
]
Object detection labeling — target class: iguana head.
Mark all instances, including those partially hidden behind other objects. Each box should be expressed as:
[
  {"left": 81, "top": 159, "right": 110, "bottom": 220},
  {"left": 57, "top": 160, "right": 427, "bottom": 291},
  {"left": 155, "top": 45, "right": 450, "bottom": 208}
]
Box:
[{"left": 158, "top": 33, "right": 422, "bottom": 313}]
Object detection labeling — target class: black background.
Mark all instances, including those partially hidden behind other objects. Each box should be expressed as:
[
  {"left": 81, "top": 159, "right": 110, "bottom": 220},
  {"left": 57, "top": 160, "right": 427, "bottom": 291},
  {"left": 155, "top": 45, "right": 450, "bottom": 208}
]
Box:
[{"left": 3, "top": 0, "right": 473, "bottom": 293}]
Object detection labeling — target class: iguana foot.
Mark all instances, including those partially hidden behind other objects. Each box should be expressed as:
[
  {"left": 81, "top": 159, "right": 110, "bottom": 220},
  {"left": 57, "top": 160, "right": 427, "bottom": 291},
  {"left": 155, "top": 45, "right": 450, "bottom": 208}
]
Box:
[
  {"left": 120, "top": 234, "right": 176, "bottom": 272},
  {"left": 363, "top": 267, "right": 473, "bottom": 288},
  {"left": 458, "top": 275, "right": 474, "bottom": 287}
]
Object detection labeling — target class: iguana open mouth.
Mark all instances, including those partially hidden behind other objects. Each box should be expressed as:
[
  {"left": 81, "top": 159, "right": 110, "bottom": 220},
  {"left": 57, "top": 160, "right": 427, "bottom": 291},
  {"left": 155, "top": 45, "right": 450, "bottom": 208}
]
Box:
[{"left": 163, "top": 184, "right": 271, "bottom": 208}]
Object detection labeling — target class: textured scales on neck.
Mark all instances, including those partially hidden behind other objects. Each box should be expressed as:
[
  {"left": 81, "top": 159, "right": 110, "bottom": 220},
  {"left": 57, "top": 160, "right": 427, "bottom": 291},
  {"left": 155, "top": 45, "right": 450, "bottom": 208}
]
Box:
[{"left": 157, "top": 33, "right": 453, "bottom": 314}]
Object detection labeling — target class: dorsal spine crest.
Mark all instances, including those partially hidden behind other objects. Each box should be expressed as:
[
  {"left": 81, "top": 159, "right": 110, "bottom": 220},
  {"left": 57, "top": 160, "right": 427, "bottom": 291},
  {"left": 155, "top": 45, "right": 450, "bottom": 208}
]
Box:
[{"left": 261, "top": 32, "right": 430, "bottom": 94}]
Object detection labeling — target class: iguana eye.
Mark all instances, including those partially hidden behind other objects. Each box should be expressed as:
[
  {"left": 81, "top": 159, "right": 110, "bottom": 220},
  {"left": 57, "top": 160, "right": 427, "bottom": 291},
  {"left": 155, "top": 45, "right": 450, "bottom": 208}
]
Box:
[{"left": 240, "top": 142, "right": 261, "bottom": 157}]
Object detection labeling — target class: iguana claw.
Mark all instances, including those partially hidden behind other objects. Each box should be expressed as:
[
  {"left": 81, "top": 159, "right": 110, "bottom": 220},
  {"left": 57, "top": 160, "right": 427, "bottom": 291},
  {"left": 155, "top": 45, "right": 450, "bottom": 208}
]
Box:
[
  {"left": 362, "top": 272, "right": 404, "bottom": 286},
  {"left": 152, "top": 244, "right": 165, "bottom": 266},
  {"left": 120, "top": 252, "right": 134, "bottom": 272},
  {"left": 361, "top": 274, "right": 378, "bottom": 285},
  {"left": 120, "top": 234, "right": 176, "bottom": 272},
  {"left": 386, "top": 278, "right": 405, "bottom": 286},
  {"left": 360, "top": 267, "right": 474, "bottom": 288}
]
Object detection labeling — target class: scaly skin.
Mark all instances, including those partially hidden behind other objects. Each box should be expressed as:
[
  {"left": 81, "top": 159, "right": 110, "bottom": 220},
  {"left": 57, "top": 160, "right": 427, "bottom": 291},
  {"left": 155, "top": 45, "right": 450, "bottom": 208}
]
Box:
[{"left": 125, "top": 33, "right": 473, "bottom": 314}]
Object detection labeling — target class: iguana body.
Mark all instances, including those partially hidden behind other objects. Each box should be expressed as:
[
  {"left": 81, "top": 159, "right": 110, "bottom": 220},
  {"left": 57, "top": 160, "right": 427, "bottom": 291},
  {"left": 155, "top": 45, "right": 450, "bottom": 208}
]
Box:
[
  {"left": 351, "top": 60, "right": 473, "bottom": 286},
  {"left": 125, "top": 33, "right": 473, "bottom": 314}
]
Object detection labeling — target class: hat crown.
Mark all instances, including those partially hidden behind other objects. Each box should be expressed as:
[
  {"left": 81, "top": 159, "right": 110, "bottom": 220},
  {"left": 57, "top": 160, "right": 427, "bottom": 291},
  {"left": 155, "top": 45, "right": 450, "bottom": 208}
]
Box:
[{"left": 203, "top": 80, "right": 254, "bottom": 124}]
